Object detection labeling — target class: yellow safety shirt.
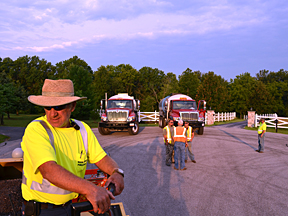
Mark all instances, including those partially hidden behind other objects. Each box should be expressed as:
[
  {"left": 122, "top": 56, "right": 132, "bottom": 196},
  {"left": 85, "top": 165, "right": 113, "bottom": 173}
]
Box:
[
  {"left": 258, "top": 122, "right": 267, "bottom": 134},
  {"left": 21, "top": 116, "right": 106, "bottom": 204},
  {"left": 185, "top": 126, "right": 193, "bottom": 142},
  {"left": 163, "top": 125, "right": 175, "bottom": 144}
]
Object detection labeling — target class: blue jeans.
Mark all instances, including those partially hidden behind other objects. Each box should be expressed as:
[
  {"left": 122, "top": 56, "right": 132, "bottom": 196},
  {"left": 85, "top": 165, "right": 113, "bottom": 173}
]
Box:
[
  {"left": 174, "top": 141, "right": 186, "bottom": 169},
  {"left": 185, "top": 141, "right": 195, "bottom": 161},
  {"left": 258, "top": 133, "right": 265, "bottom": 151}
]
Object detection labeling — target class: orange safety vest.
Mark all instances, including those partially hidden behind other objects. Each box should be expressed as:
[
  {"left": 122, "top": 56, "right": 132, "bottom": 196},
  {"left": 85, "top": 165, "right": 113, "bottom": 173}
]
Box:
[{"left": 174, "top": 127, "right": 186, "bottom": 143}]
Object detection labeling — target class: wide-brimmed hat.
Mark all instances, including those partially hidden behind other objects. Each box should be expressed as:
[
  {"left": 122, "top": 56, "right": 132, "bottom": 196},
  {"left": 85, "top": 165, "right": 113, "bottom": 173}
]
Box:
[{"left": 28, "top": 79, "right": 87, "bottom": 107}]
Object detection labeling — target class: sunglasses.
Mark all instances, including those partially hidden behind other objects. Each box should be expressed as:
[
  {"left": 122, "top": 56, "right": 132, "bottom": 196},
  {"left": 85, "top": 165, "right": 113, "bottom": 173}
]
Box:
[{"left": 44, "top": 104, "right": 68, "bottom": 111}]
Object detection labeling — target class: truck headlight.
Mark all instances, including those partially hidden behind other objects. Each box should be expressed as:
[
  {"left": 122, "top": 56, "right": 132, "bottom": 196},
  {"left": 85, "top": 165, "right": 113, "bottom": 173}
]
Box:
[
  {"left": 173, "top": 117, "right": 181, "bottom": 121},
  {"left": 127, "top": 116, "right": 135, "bottom": 122},
  {"left": 101, "top": 116, "right": 108, "bottom": 121},
  {"left": 198, "top": 117, "right": 204, "bottom": 121}
]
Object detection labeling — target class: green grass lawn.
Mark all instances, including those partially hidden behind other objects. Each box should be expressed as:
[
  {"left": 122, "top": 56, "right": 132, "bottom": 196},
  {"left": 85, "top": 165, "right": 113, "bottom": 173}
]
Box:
[
  {"left": 244, "top": 126, "right": 288, "bottom": 134},
  {"left": 0, "top": 134, "right": 9, "bottom": 143},
  {"left": 0, "top": 114, "right": 43, "bottom": 127},
  {"left": 205, "top": 118, "right": 246, "bottom": 127}
]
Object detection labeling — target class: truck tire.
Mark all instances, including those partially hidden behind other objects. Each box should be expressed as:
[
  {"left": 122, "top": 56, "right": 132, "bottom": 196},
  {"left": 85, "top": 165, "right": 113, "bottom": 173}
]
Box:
[
  {"left": 159, "top": 117, "right": 164, "bottom": 128},
  {"left": 163, "top": 118, "right": 167, "bottom": 127},
  {"left": 128, "top": 122, "right": 139, "bottom": 135},
  {"left": 198, "top": 127, "right": 204, "bottom": 135},
  {"left": 98, "top": 126, "right": 111, "bottom": 135}
]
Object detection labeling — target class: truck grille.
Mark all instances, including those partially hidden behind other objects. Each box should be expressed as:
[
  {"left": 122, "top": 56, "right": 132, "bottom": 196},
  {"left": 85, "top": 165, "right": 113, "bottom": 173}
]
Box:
[
  {"left": 180, "top": 112, "right": 199, "bottom": 121},
  {"left": 107, "top": 110, "right": 128, "bottom": 121}
]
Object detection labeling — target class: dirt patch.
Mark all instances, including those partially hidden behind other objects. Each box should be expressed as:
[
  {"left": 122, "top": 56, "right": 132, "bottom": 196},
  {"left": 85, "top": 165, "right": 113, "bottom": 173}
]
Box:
[{"left": 0, "top": 179, "right": 23, "bottom": 216}]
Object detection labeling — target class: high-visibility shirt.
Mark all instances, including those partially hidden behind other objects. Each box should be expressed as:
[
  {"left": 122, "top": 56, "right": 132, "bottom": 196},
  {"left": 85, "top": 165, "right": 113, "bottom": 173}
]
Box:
[
  {"left": 185, "top": 126, "right": 193, "bottom": 142},
  {"left": 21, "top": 116, "right": 107, "bottom": 205},
  {"left": 174, "top": 126, "right": 186, "bottom": 143},
  {"left": 258, "top": 122, "right": 267, "bottom": 134},
  {"left": 163, "top": 125, "right": 175, "bottom": 144}
]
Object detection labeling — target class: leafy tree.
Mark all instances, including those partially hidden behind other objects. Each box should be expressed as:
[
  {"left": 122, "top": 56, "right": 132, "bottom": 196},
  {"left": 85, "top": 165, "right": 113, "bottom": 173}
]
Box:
[
  {"left": 53, "top": 56, "right": 93, "bottom": 79},
  {"left": 137, "top": 67, "right": 165, "bottom": 111},
  {"left": 228, "top": 73, "right": 256, "bottom": 118},
  {"left": 196, "top": 71, "right": 229, "bottom": 112},
  {"left": 159, "top": 72, "right": 179, "bottom": 99},
  {"left": 178, "top": 68, "right": 200, "bottom": 99}
]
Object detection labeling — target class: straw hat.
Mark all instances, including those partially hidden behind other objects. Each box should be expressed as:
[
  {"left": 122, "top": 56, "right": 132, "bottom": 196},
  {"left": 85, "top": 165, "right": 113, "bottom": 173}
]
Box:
[{"left": 28, "top": 79, "right": 87, "bottom": 107}]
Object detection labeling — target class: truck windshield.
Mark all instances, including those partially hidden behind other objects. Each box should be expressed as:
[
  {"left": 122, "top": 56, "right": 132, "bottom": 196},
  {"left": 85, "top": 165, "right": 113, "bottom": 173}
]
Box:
[
  {"left": 172, "top": 101, "right": 197, "bottom": 110},
  {"left": 107, "top": 100, "right": 133, "bottom": 109}
]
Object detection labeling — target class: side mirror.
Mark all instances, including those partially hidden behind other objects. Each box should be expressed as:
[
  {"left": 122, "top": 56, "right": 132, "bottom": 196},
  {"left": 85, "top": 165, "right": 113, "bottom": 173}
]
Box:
[
  {"left": 100, "top": 100, "right": 103, "bottom": 110},
  {"left": 164, "top": 100, "right": 168, "bottom": 106},
  {"left": 137, "top": 100, "right": 140, "bottom": 109},
  {"left": 204, "top": 101, "right": 206, "bottom": 110}
]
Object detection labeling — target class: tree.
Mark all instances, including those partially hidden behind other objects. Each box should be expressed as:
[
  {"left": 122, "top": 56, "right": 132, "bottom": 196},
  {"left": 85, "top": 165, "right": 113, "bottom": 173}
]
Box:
[
  {"left": 137, "top": 67, "right": 165, "bottom": 111},
  {"left": 195, "top": 72, "right": 229, "bottom": 112},
  {"left": 178, "top": 68, "right": 200, "bottom": 99},
  {"left": 229, "top": 73, "right": 256, "bottom": 118},
  {"left": 159, "top": 72, "right": 179, "bottom": 99}
]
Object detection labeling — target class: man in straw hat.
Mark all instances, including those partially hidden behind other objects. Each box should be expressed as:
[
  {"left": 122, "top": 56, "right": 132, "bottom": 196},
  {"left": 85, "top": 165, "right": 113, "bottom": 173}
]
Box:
[
  {"left": 21, "top": 79, "right": 124, "bottom": 216},
  {"left": 256, "top": 118, "right": 267, "bottom": 153}
]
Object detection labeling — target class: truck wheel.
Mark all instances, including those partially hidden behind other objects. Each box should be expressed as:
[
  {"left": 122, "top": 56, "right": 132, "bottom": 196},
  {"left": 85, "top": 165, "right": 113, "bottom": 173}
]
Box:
[
  {"left": 159, "top": 117, "right": 163, "bottom": 128},
  {"left": 198, "top": 127, "right": 204, "bottom": 135},
  {"left": 163, "top": 118, "right": 167, "bottom": 127},
  {"left": 98, "top": 126, "right": 111, "bottom": 135},
  {"left": 128, "top": 122, "right": 139, "bottom": 135}
]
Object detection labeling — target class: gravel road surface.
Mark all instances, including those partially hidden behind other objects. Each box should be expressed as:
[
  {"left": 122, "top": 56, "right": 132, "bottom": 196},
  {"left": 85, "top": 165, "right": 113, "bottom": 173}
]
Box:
[{"left": 94, "top": 125, "right": 288, "bottom": 216}]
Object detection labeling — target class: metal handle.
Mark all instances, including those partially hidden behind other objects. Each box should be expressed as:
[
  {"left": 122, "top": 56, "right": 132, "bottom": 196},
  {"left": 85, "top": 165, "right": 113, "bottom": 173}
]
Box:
[{"left": 71, "top": 183, "right": 115, "bottom": 216}]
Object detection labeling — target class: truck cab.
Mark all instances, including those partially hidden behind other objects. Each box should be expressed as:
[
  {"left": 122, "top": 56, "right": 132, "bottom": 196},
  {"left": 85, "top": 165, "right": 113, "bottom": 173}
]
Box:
[
  {"left": 98, "top": 93, "right": 140, "bottom": 135},
  {"left": 159, "top": 94, "right": 206, "bottom": 135}
]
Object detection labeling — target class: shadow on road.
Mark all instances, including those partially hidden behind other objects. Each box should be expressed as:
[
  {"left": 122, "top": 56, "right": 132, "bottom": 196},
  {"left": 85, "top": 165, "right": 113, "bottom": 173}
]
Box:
[{"left": 218, "top": 128, "right": 257, "bottom": 150}]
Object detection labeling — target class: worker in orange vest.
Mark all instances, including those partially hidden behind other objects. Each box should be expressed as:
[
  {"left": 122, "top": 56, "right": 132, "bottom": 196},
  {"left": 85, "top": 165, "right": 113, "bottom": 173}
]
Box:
[{"left": 173, "top": 120, "right": 188, "bottom": 170}]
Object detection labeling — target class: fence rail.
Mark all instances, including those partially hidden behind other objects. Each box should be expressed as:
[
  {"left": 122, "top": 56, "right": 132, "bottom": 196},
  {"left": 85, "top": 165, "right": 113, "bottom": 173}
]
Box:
[
  {"left": 255, "top": 113, "right": 288, "bottom": 129},
  {"left": 205, "top": 112, "right": 236, "bottom": 124},
  {"left": 138, "top": 111, "right": 159, "bottom": 122}
]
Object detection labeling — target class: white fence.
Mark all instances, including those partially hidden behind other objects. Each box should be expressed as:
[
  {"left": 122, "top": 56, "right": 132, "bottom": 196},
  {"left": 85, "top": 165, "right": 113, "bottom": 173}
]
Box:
[
  {"left": 138, "top": 111, "right": 159, "bottom": 122},
  {"left": 255, "top": 113, "right": 288, "bottom": 129},
  {"left": 205, "top": 112, "right": 236, "bottom": 124}
]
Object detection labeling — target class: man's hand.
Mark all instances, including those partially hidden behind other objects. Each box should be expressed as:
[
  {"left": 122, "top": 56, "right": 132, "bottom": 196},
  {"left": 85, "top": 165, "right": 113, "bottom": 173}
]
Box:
[
  {"left": 185, "top": 143, "right": 188, "bottom": 147},
  {"left": 105, "top": 173, "right": 124, "bottom": 196},
  {"left": 85, "top": 185, "right": 115, "bottom": 214}
]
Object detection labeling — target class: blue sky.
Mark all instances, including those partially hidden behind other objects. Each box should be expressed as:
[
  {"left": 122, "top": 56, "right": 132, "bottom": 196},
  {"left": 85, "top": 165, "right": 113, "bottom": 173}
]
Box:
[{"left": 1, "top": 0, "right": 287, "bottom": 81}]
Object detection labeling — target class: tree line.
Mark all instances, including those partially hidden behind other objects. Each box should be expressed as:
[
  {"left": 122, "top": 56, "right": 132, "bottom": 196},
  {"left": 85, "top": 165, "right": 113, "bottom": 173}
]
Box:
[{"left": 1, "top": 55, "right": 287, "bottom": 124}]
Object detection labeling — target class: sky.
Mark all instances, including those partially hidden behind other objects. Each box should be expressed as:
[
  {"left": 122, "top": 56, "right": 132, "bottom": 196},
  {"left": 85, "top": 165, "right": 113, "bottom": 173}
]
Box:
[{"left": 0, "top": 0, "right": 287, "bottom": 81}]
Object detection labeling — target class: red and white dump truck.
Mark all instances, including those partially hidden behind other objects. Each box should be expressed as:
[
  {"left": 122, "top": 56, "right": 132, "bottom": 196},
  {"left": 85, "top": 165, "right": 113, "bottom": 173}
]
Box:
[
  {"left": 159, "top": 94, "right": 206, "bottom": 135},
  {"left": 98, "top": 93, "right": 140, "bottom": 135}
]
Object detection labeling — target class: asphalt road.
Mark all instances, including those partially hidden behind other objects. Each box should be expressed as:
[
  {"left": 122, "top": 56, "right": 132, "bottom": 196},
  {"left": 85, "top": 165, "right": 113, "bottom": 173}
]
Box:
[
  {"left": 94, "top": 124, "right": 288, "bottom": 216},
  {"left": 1, "top": 123, "right": 288, "bottom": 216}
]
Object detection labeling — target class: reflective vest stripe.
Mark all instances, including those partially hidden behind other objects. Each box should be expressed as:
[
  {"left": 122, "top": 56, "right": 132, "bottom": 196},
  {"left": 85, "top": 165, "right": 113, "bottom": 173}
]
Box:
[
  {"left": 186, "top": 126, "right": 192, "bottom": 141},
  {"left": 174, "top": 127, "right": 186, "bottom": 142},
  {"left": 30, "top": 178, "right": 72, "bottom": 195},
  {"left": 23, "top": 119, "right": 88, "bottom": 195},
  {"left": 33, "top": 120, "right": 55, "bottom": 151},
  {"left": 163, "top": 126, "right": 174, "bottom": 144},
  {"left": 74, "top": 120, "right": 88, "bottom": 153}
]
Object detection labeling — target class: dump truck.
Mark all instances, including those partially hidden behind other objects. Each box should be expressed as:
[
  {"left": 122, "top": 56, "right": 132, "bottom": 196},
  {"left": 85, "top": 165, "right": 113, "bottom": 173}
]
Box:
[
  {"left": 98, "top": 93, "right": 140, "bottom": 135},
  {"left": 159, "top": 94, "right": 206, "bottom": 135}
]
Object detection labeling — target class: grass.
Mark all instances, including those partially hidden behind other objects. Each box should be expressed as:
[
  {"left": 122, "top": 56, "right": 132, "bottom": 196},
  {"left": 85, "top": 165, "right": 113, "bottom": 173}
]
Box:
[
  {"left": 0, "top": 114, "right": 43, "bottom": 127},
  {"left": 0, "top": 134, "right": 9, "bottom": 143},
  {"left": 244, "top": 126, "right": 288, "bottom": 134},
  {"left": 205, "top": 118, "right": 246, "bottom": 127}
]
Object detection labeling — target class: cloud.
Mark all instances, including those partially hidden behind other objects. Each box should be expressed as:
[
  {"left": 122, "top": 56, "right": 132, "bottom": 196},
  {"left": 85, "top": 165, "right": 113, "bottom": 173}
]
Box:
[{"left": 0, "top": 1, "right": 277, "bottom": 52}]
